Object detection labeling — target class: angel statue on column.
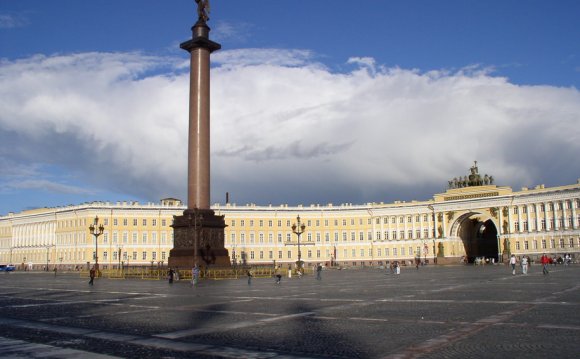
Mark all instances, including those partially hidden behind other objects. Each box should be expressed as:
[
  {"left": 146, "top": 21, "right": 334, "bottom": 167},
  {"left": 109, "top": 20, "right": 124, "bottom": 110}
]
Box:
[{"left": 195, "top": 0, "right": 210, "bottom": 22}]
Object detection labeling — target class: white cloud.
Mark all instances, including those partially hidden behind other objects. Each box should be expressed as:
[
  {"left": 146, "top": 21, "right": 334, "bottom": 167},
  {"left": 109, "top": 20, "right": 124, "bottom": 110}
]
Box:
[
  {"left": 347, "top": 57, "right": 377, "bottom": 74},
  {"left": 3, "top": 179, "right": 94, "bottom": 196},
  {"left": 212, "top": 20, "right": 255, "bottom": 44},
  {"left": 1, "top": 49, "right": 579, "bottom": 209},
  {"left": 213, "top": 48, "right": 316, "bottom": 68},
  {"left": 0, "top": 13, "right": 29, "bottom": 29}
]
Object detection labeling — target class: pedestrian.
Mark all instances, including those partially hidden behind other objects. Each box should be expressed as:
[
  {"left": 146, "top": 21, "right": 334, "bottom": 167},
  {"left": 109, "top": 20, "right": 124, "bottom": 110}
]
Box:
[
  {"left": 53, "top": 267, "right": 57, "bottom": 277},
  {"left": 316, "top": 263, "right": 322, "bottom": 280},
  {"left": 247, "top": 268, "right": 253, "bottom": 285},
  {"left": 168, "top": 268, "right": 174, "bottom": 284},
  {"left": 89, "top": 266, "right": 96, "bottom": 285},
  {"left": 175, "top": 267, "right": 180, "bottom": 281},
  {"left": 275, "top": 266, "right": 282, "bottom": 284},
  {"left": 521, "top": 255, "right": 528, "bottom": 275},
  {"left": 192, "top": 264, "right": 200, "bottom": 287},
  {"left": 540, "top": 253, "right": 550, "bottom": 275},
  {"left": 509, "top": 254, "right": 517, "bottom": 275},
  {"left": 395, "top": 262, "right": 401, "bottom": 275}
]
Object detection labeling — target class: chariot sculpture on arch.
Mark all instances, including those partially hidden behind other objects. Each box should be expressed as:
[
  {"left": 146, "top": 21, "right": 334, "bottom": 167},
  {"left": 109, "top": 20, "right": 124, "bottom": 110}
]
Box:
[
  {"left": 195, "top": 0, "right": 210, "bottom": 22},
  {"left": 447, "top": 160, "right": 495, "bottom": 189}
]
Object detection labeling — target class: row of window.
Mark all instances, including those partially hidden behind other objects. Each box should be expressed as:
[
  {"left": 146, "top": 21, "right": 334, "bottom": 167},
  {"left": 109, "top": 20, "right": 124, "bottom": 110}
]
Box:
[
  {"left": 512, "top": 200, "right": 579, "bottom": 214},
  {"left": 236, "top": 245, "right": 430, "bottom": 261},
  {"left": 228, "top": 228, "right": 435, "bottom": 244},
  {"left": 513, "top": 217, "right": 579, "bottom": 231},
  {"left": 229, "top": 200, "right": 580, "bottom": 229},
  {"left": 99, "top": 251, "right": 167, "bottom": 262},
  {"left": 230, "top": 214, "right": 435, "bottom": 228},
  {"left": 514, "top": 238, "right": 577, "bottom": 251},
  {"left": 100, "top": 231, "right": 172, "bottom": 245},
  {"left": 58, "top": 218, "right": 169, "bottom": 229}
]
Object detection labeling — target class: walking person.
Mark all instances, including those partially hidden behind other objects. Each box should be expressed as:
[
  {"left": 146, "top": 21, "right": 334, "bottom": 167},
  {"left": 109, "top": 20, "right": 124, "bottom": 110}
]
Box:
[
  {"left": 509, "top": 254, "right": 517, "bottom": 275},
  {"left": 247, "top": 268, "right": 253, "bottom": 285},
  {"left": 89, "top": 266, "right": 96, "bottom": 286},
  {"left": 316, "top": 263, "right": 322, "bottom": 280},
  {"left": 168, "top": 267, "right": 174, "bottom": 284},
  {"left": 275, "top": 266, "right": 282, "bottom": 284},
  {"left": 191, "top": 264, "right": 200, "bottom": 287},
  {"left": 540, "top": 253, "right": 550, "bottom": 275},
  {"left": 521, "top": 255, "right": 528, "bottom": 275}
]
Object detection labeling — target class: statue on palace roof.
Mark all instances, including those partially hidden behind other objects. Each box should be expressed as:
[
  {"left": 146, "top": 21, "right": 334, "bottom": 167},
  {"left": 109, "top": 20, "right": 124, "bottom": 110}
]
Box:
[{"left": 447, "top": 161, "right": 495, "bottom": 189}]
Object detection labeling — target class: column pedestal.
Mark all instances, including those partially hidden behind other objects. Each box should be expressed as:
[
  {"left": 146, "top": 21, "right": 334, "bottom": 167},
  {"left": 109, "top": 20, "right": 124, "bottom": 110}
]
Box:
[{"left": 169, "top": 209, "right": 230, "bottom": 269}]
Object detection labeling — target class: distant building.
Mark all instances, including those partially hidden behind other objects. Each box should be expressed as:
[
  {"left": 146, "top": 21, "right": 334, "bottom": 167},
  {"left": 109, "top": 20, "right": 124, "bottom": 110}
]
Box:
[{"left": 1, "top": 181, "right": 579, "bottom": 270}]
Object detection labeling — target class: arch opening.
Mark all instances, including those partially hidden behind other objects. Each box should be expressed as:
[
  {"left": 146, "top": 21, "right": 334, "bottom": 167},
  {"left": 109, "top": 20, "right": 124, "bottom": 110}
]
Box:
[{"left": 457, "top": 215, "right": 499, "bottom": 263}]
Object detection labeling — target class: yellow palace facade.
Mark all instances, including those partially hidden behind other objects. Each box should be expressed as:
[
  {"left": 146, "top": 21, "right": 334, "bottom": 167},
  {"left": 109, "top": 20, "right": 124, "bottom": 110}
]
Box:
[{"left": 1, "top": 180, "right": 579, "bottom": 270}]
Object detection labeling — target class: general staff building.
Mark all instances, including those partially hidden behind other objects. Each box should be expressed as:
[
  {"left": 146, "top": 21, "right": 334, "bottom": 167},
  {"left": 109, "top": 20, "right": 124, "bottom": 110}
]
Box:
[{"left": 1, "top": 180, "right": 579, "bottom": 270}]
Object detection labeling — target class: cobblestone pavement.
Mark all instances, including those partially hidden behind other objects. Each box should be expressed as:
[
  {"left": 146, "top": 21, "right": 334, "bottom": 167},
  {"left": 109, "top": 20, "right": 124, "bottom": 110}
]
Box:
[{"left": 0, "top": 264, "right": 578, "bottom": 358}]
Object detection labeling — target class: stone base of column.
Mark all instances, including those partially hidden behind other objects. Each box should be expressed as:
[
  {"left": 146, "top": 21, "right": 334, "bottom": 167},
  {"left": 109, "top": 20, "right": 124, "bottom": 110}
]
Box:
[{"left": 168, "top": 209, "right": 231, "bottom": 269}]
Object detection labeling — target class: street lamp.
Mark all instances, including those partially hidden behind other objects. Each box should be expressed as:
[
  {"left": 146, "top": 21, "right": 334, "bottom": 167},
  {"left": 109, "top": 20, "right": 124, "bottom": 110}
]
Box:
[
  {"left": 289, "top": 215, "right": 307, "bottom": 270},
  {"left": 89, "top": 216, "right": 105, "bottom": 273},
  {"left": 45, "top": 245, "right": 54, "bottom": 271},
  {"left": 117, "top": 245, "right": 123, "bottom": 270},
  {"left": 428, "top": 204, "right": 437, "bottom": 264}
]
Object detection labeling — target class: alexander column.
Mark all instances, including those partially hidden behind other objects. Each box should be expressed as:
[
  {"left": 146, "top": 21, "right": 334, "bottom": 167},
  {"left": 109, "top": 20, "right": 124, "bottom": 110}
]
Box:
[{"left": 169, "top": 0, "right": 231, "bottom": 269}]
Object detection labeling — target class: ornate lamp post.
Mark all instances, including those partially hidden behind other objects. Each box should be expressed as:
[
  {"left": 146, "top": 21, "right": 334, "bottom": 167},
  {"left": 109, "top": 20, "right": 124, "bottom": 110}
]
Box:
[
  {"left": 290, "top": 215, "right": 307, "bottom": 269},
  {"left": 89, "top": 216, "right": 105, "bottom": 273},
  {"left": 45, "top": 245, "right": 54, "bottom": 271},
  {"left": 117, "top": 245, "right": 123, "bottom": 270}
]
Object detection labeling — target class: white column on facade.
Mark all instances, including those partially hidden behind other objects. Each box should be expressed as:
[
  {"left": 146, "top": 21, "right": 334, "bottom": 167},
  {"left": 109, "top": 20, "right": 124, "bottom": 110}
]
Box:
[
  {"left": 526, "top": 204, "right": 531, "bottom": 232},
  {"left": 534, "top": 203, "right": 541, "bottom": 232},
  {"left": 562, "top": 200, "right": 568, "bottom": 230},
  {"left": 571, "top": 199, "right": 578, "bottom": 229},
  {"left": 507, "top": 206, "right": 514, "bottom": 234},
  {"left": 519, "top": 206, "right": 524, "bottom": 233},
  {"left": 497, "top": 206, "right": 503, "bottom": 236},
  {"left": 433, "top": 212, "right": 438, "bottom": 238},
  {"left": 442, "top": 212, "right": 447, "bottom": 238},
  {"left": 395, "top": 216, "right": 399, "bottom": 240},
  {"left": 552, "top": 202, "right": 558, "bottom": 230},
  {"left": 543, "top": 202, "right": 549, "bottom": 231}
]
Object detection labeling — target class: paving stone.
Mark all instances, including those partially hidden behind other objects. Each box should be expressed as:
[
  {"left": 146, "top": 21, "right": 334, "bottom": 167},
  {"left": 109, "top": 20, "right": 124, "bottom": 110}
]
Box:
[{"left": 0, "top": 265, "right": 578, "bottom": 358}]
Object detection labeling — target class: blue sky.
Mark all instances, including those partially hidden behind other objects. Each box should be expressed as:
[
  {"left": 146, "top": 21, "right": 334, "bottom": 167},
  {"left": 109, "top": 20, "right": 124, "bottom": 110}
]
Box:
[{"left": 1, "top": 0, "right": 579, "bottom": 215}]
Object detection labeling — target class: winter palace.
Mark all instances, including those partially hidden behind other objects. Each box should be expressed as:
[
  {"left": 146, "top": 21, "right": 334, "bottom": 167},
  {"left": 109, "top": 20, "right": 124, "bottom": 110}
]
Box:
[{"left": 1, "top": 170, "right": 579, "bottom": 270}]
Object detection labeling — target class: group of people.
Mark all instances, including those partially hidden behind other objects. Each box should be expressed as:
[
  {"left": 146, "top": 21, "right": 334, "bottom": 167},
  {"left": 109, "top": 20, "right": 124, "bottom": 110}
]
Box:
[
  {"left": 388, "top": 261, "right": 401, "bottom": 275},
  {"left": 509, "top": 253, "right": 571, "bottom": 276},
  {"left": 166, "top": 264, "right": 324, "bottom": 287},
  {"left": 166, "top": 265, "right": 200, "bottom": 286},
  {"left": 247, "top": 263, "right": 324, "bottom": 286},
  {"left": 509, "top": 254, "right": 530, "bottom": 275}
]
